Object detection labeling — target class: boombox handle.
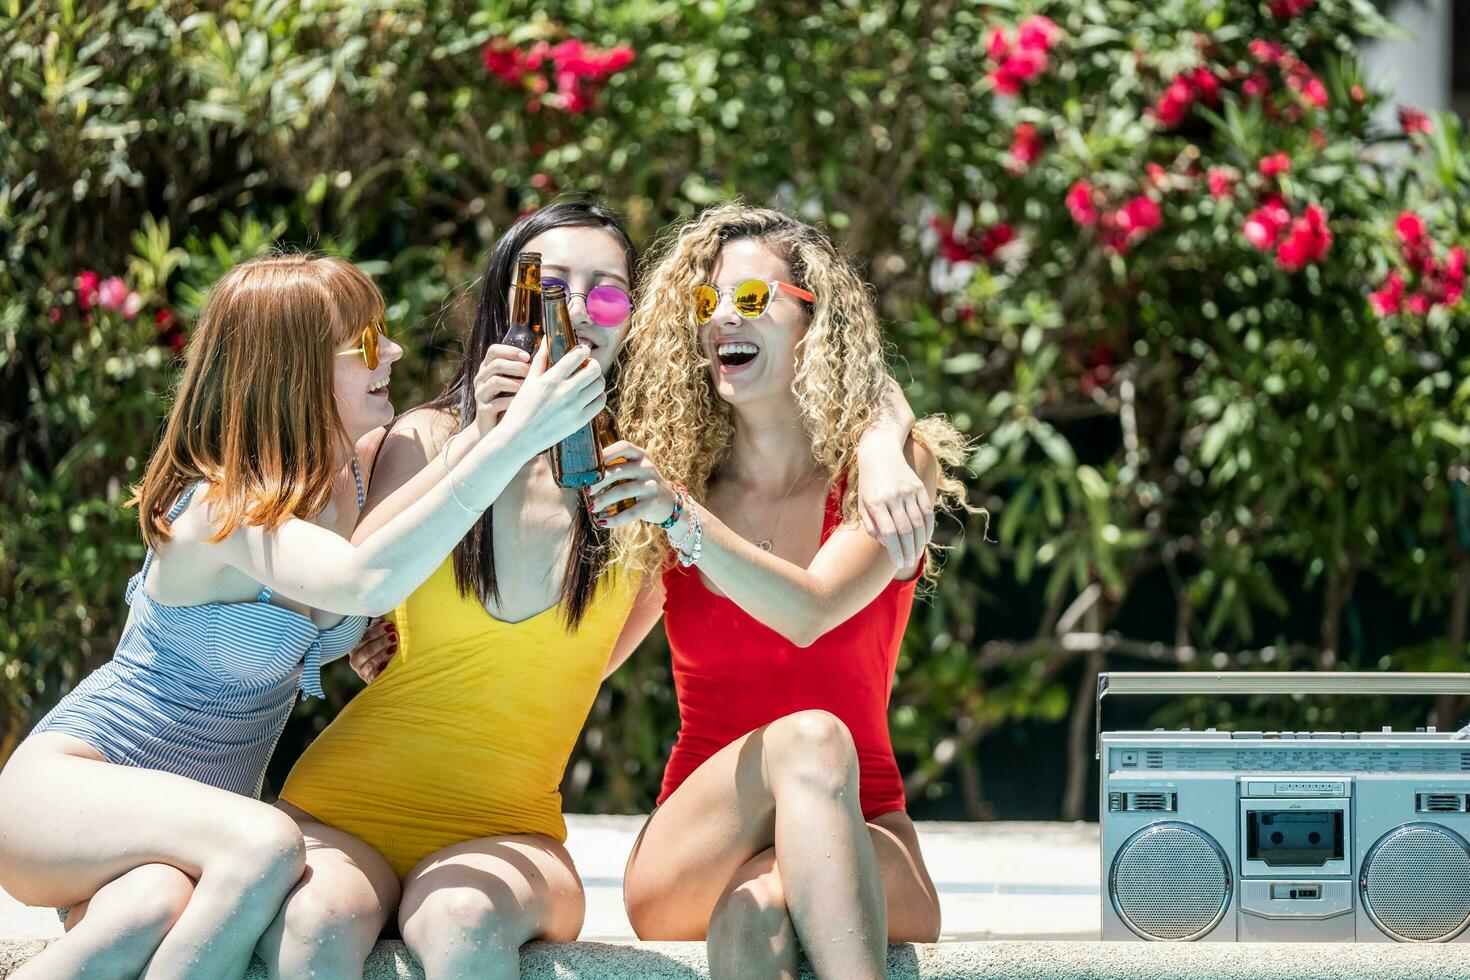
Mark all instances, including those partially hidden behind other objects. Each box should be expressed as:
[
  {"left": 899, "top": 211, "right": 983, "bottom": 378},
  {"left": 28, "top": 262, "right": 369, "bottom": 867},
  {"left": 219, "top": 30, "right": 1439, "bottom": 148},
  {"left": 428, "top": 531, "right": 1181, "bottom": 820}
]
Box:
[{"left": 1094, "top": 671, "right": 1470, "bottom": 760}]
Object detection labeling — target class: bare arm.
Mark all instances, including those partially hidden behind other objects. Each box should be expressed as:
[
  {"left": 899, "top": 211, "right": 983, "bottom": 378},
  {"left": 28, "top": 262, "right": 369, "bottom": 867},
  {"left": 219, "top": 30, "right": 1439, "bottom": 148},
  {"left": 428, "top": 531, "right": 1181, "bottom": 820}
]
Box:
[
  {"left": 856, "top": 377, "right": 934, "bottom": 568},
  {"left": 602, "top": 574, "right": 666, "bottom": 680},
  {"left": 209, "top": 343, "right": 603, "bottom": 617},
  {"left": 590, "top": 439, "right": 939, "bottom": 648}
]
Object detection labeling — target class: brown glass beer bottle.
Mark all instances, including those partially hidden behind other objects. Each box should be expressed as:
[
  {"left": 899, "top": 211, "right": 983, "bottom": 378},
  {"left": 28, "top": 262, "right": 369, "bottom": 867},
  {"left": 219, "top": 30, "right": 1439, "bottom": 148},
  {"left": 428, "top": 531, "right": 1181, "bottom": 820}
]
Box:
[
  {"left": 543, "top": 283, "right": 605, "bottom": 489},
  {"left": 504, "top": 252, "right": 543, "bottom": 355}
]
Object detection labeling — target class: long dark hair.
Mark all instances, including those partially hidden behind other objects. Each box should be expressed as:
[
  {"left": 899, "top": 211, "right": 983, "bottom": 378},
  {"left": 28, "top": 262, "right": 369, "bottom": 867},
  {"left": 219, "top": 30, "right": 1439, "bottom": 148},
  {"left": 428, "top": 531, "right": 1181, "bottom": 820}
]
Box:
[{"left": 427, "top": 201, "right": 637, "bottom": 628}]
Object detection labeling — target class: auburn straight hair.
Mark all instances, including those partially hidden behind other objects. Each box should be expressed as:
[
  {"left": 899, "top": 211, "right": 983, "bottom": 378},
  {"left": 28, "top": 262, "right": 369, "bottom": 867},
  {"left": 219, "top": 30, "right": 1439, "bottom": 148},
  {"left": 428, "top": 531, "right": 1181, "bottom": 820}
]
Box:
[{"left": 132, "top": 254, "right": 385, "bottom": 549}]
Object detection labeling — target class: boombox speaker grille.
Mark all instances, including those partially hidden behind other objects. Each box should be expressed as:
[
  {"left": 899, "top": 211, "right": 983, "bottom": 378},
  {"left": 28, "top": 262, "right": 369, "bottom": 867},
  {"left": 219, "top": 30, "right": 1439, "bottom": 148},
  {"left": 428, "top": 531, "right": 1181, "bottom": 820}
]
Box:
[
  {"left": 1361, "top": 822, "right": 1470, "bottom": 942},
  {"left": 1110, "top": 822, "right": 1231, "bottom": 941}
]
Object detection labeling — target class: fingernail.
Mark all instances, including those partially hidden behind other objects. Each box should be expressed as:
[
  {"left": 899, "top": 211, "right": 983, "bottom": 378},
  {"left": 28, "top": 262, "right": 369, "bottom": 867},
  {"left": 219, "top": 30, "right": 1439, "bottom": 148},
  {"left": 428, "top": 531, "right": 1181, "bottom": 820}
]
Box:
[{"left": 596, "top": 518, "right": 608, "bottom": 527}]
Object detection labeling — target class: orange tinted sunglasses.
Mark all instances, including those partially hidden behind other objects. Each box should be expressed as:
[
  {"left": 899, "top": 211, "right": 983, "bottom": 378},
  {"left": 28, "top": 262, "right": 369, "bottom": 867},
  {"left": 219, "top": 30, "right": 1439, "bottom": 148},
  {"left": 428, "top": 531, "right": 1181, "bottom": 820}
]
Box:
[{"left": 336, "top": 319, "right": 388, "bottom": 370}]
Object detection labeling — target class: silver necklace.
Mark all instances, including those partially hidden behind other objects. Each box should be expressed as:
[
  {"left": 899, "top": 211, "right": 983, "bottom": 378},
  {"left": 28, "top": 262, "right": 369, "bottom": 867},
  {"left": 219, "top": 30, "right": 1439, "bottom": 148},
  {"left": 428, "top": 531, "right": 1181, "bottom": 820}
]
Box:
[{"left": 735, "top": 460, "right": 816, "bottom": 552}]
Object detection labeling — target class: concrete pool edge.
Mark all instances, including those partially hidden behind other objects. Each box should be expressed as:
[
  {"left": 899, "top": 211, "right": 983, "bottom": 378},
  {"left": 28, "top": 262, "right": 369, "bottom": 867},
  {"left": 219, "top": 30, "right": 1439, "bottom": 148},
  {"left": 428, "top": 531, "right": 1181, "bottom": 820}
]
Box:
[{"left": 6, "top": 938, "right": 1470, "bottom": 978}]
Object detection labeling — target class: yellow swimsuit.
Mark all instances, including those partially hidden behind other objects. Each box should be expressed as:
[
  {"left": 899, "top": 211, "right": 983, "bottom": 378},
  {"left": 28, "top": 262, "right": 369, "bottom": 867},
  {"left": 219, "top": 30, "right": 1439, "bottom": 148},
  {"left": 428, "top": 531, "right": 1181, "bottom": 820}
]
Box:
[{"left": 280, "top": 556, "right": 638, "bottom": 879}]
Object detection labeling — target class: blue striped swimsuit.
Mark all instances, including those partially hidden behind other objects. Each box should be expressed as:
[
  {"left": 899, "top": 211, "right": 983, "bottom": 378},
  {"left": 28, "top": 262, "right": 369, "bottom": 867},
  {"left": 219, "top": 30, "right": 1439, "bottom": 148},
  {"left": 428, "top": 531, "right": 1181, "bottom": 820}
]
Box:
[{"left": 29, "top": 468, "right": 371, "bottom": 798}]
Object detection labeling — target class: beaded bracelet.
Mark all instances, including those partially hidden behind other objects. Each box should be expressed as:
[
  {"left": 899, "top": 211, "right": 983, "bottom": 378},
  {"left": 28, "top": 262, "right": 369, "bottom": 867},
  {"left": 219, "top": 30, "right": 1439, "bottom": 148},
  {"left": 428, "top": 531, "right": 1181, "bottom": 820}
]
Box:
[
  {"left": 675, "top": 505, "right": 704, "bottom": 567},
  {"left": 658, "top": 485, "right": 687, "bottom": 529}
]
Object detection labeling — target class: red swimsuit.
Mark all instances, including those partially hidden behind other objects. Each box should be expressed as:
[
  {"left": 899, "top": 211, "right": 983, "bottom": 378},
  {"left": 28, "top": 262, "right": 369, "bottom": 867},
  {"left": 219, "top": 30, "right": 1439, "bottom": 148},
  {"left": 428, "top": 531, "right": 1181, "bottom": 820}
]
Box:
[{"left": 657, "top": 483, "right": 919, "bottom": 819}]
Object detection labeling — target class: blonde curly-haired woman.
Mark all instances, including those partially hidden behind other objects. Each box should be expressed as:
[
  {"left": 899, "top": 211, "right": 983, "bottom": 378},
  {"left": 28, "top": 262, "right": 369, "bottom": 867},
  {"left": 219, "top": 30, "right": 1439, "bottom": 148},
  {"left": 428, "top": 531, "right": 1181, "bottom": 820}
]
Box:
[{"left": 590, "top": 203, "right": 968, "bottom": 980}]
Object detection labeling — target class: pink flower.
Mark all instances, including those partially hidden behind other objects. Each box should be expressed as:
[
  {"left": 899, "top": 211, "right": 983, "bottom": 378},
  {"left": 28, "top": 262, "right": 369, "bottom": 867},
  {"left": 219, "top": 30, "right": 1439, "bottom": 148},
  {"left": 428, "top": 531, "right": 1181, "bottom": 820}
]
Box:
[
  {"left": 986, "top": 26, "right": 1010, "bottom": 62},
  {"left": 1243, "top": 198, "right": 1291, "bottom": 250},
  {"left": 1274, "top": 204, "right": 1331, "bottom": 271},
  {"left": 977, "top": 223, "right": 1016, "bottom": 259},
  {"left": 1399, "top": 107, "right": 1433, "bottom": 135},
  {"left": 1258, "top": 152, "right": 1291, "bottom": 177},
  {"left": 1248, "top": 40, "right": 1286, "bottom": 66},
  {"left": 123, "top": 292, "right": 144, "bottom": 319},
  {"left": 75, "top": 270, "right": 99, "bottom": 311},
  {"left": 1066, "top": 180, "right": 1099, "bottom": 226},
  {"left": 1406, "top": 293, "right": 1433, "bottom": 316},
  {"left": 1016, "top": 15, "right": 1062, "bottom": 53},
  {"left": 98, "top": 276, "right": 129, "bottom": 312},
  {"left": 48, "top": 307, "right": 62, "bottom": 323},
  {"left": 1008, "top": 122, "right": 1044, "bottom": 171},
  {"left": 1350, "top": 85, "right": 1366, "bottom": 103},
  {"left": 1368, "top": 270, "right": 1405, "bottom": 317},
  {"left": 1207, "top": 167, "right": 1236, "bottom": 199},
  {"left": 989, "top": 46, "right": 1048, "bottom": 95},
  {"left": 1242, "top": 73, "right": 1271, "bottom": 101}
]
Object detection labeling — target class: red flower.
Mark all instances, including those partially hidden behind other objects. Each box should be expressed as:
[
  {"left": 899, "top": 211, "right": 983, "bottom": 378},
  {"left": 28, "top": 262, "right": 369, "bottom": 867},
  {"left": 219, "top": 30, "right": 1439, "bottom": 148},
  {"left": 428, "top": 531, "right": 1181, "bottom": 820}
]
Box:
[
  {"left": 48, "top": 307, "right": 62, "bottom": 324},
  {"left": 155, "top": 308, "right": 177, "bottom": 329},
  {"left": 1190, "top": 68, "right": 1220, "bottom": 104},
  {"left": 1274, "top": 204, "right": 1331, "bottom": 271},
  {"left": 1284, "top": 63, "right": 1328, "bottom": 109},
  {"left": 481, "top": 40, "right": 525, "bottom": 84},
  {"left": 978, "top": 223, "right": 1016, "bottom": 259},
  {"left": 1399, "top": 107, "right": 1433, "bottom": 135},
  {"left": 1008, "top": 122, "right": 1044, "bottom": 171},
  {"left": 1395, "top": 211, "right": 1427, "bottom": 245},
  {"left": 1350, "top": 85, "right": 1366, "bottom": 103},
  {"left": 989, "top": 46, "right": 1048, "bottom": 95},
  {"left": 75, "top": 270, "right": 99, "bottom": 311},
  {"left": 1207, "top": 167, "right": 1236, "bottom": 199},
  {"left": 529, "top": 172, "right": 553, "bottom": 190},
  {"left": 1242, "top": 72, "right": 1272, "bottom": 101},
  {"left": 1152, "top": 76, "right": 1195, "bottom": 128},
  {"left": 1258, "top": 152, "right": 1291, "bottom": 177},
  {"left": 1269, "top": 0, "right": 1314, "bottom": 16},
  {"left": 1368, "top": 270, "right": 1405, "bottom": 317},
  {"left": 1243, "top": 198, "right": 1291, "bottom": 250},
  {"left": 1017, "top": 15, "right": 1062, "bottom": 53},
  {"left": 1066, "top": 180, "right": 1099, "bottom": 226},
  {"left": 1118, "top": 195, "right": 1162, "bottom": 233},
  {"left": 1406, "top": 293, "right": 1433, "bottom": 316}
]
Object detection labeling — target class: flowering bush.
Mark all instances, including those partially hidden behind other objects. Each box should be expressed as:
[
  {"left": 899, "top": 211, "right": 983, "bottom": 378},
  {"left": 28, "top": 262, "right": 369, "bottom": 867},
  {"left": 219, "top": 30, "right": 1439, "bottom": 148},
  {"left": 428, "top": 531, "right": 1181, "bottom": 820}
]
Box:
[{"left": 2, "top": 0, "right": 1467, "bottom": 819}]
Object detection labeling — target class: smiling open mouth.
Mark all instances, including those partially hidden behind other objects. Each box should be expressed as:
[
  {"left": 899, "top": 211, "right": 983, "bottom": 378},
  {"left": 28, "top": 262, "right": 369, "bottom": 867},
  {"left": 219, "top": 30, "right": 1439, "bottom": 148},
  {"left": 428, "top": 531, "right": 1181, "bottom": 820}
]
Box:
[
  {"left": 716, "top": 341, "right": 759, "bottom": 367},
  {"left": 368, "top": 376, "right": 390, "bottom": 394}
]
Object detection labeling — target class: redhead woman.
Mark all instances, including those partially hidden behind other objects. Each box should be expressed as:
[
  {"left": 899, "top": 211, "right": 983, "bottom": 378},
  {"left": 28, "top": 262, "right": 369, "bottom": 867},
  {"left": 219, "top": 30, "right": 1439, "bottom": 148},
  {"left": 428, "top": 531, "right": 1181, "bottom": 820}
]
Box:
[
  {"left": 266, "top": 202, "right": 933, "bottom": 980},
  {"left": 0, "top": 255, "right": 603, "bottom": 980},
  {"left": 594, "top": 203, "right": 968, "bottom": 980}
]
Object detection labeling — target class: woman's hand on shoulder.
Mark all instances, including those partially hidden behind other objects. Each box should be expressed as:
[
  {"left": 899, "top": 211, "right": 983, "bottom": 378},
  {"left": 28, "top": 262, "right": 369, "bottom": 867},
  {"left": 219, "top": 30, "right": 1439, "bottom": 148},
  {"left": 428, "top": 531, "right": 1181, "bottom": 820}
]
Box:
[
  {"left": 585, "top": 440, "right": 679, "bottom": 529},
  {"left": 856, "top": 438, "right": 935, "bottom": 570}
]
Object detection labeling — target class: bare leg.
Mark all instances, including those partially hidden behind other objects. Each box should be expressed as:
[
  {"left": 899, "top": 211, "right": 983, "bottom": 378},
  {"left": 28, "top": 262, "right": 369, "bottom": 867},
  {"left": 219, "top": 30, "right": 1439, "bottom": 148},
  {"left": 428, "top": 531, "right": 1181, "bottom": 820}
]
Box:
[
  {"left": 706, "top": 851, "right": 798, "bottom": 980},
  {"left": 399, "top": 834, "right": 584, "bottom": 980},
  {"left": 11, "top": 864, "right": 194, "bottom": 980},
  {"left": 0, "top": 735, "right": 306, "bottom": 980},
  {"left": 254, "top": 802, "right": 400, "bottom": 980},
  {"left": 623, "top": 710, "right": 886, "bottom": 979},
  {"left": 704, "top": 815, "right": 939, "bottom": 980}
]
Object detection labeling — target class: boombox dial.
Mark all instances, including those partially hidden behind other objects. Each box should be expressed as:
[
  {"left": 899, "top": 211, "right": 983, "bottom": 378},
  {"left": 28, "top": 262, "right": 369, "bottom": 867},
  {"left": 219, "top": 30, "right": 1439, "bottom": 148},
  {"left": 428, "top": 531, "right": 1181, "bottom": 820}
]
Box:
[
  {"left": 1110, "top": 822, "right": 1232, "bottom": 941},
  {"left": 1360, "top": 823, "right": 1470, "bottom": 942}
]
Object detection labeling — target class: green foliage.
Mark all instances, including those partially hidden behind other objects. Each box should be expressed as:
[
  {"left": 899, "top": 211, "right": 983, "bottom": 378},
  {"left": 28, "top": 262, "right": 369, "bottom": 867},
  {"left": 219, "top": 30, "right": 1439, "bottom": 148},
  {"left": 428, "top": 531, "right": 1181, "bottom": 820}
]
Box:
[{"left": 2, "top": 0, "right": 1467, "bottom": 817}]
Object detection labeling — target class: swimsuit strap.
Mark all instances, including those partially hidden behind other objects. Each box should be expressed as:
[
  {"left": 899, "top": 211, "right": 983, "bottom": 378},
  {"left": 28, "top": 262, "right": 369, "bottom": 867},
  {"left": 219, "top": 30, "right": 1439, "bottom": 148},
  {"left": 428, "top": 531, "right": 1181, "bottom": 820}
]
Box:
[{"left": 136, "top": 480, "right": 207, "bottom": 585}]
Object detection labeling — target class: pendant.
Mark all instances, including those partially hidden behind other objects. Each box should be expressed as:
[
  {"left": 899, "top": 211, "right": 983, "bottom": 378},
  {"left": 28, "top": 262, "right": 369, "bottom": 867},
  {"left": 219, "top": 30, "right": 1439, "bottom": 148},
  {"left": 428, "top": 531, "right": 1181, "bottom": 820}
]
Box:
[{"left": 759, "top": 540, "right": 773, "bottom": 551}]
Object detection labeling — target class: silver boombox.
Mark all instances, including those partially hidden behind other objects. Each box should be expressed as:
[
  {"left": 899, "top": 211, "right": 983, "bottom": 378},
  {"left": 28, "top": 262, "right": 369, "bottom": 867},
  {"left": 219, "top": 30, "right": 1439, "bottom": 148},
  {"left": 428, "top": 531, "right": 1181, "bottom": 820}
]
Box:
[{"left": 1099, "top": 671, "right": 1470, "bottom": 943}]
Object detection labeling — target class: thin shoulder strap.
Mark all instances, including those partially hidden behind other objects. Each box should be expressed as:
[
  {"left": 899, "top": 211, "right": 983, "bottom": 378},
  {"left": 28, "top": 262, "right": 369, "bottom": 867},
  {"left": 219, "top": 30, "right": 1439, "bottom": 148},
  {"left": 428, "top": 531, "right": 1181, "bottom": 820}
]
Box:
[{"left": 137, "top": 480, "right": 206, "bottom": 583}]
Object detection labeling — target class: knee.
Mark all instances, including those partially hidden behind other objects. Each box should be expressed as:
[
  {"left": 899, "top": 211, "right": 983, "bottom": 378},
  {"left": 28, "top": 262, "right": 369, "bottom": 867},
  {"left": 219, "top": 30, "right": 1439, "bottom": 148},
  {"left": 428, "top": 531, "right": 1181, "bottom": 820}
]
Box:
[
  {"left": 404, "top": 887, "right": 514, "bottom": 952},
  {"left": 280, "top": 877, "right": 386, "bottom": 947},
  {"left": 711, "top": 873, "right": 795, "bottom": 961},
  {"left": 765, "top": 710, "right": 859, "bottom": 796},
  {"left": 214, "top": 810, "right": 307, "bottom": 894},
  {"left": 114, "top": 864, "right": 195, "bottom": 939}
]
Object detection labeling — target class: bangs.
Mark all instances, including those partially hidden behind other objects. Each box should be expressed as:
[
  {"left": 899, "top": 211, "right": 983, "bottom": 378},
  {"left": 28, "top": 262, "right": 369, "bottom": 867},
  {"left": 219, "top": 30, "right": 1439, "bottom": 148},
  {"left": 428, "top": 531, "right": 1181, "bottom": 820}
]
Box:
[{"left": 321, "top": 259, "right": 387, "bottom": 343}]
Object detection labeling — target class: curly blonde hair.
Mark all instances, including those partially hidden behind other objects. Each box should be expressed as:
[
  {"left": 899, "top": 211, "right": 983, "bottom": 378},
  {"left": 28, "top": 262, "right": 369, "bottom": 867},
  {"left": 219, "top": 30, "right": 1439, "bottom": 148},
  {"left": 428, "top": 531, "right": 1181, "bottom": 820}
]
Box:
[{"left": 615, "top": 202, "right": 969, "bottom": 577}]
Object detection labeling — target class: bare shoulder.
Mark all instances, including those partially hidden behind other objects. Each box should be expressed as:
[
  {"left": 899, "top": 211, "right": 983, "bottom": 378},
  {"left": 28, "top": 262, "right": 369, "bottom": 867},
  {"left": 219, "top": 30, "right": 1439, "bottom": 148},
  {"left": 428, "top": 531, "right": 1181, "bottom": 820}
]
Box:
[{"left": 362, "top": 405, "right": 458, "bottom": 510}]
